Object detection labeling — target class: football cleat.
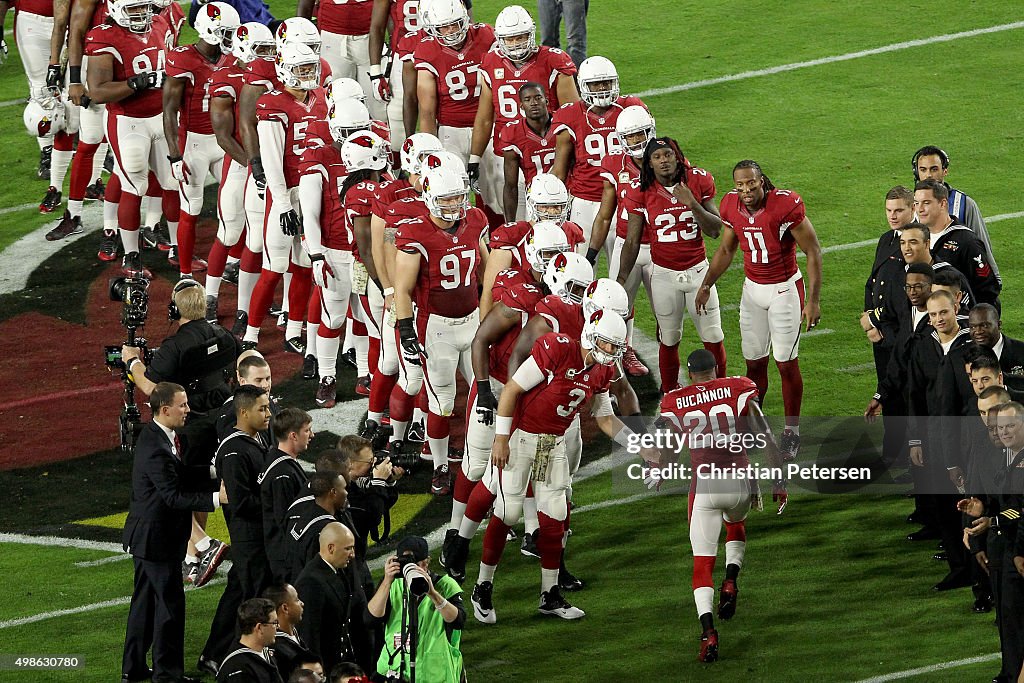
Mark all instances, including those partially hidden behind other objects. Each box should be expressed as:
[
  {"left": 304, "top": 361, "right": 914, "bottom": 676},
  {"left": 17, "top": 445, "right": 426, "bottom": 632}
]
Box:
[
  {"left": 316, "top": 375, "right": 337, "bottom": 408},
  {"left": 780, "top": 429, "right": 800, "bottom": 463},
  {"left": 231, "top": 310, "right": 248, "bottom": 338},
  {"left": 406, "top": 420, "right": 425, "bottom": 444},
  {"left": 84, "top": 177, "right": 105, "bottom": 201},
  {"left": 538, "top": 586, "right": 585, "bottom": 620},
  {"left": 471, "top": 581, "right": 496, "bottom": 624},
  {"left": 221, "top": 260, "right": 240, "bottom": 285},
  {"left": 439, "top": 530, "right": 468, "bottom": 583},
  {"left": 520, "top": 530, "right": 540, "bottom": 559},
  {"left": 194, "top": 539, "right": 228, "bottom": 588},
  {"left": 355, "top": 375, "right": 371, "bottom": 396},
  {"left": 284, "top": 336, "right": 306, "bottom": 355},
  {"left": 141, "top": 224, "right": 171, "bottom": 251},
  {"left": 359, "top": 419, "right": 380, "bottom": 441},
  {"left": 97, "top": 229, "right": 119, "bottom": 261},
  {"left": 301, "top": 354, "right": 318, "bottom": 380},
  {"left": 182, "top": 559, "right": 199, "bottom": 584},
  {"left": 718, "top": 579, "right": 738, "bottom": 620},
  {"left": 341, "top": 347, "right": 357, "bottom": 368},
  {"left": 505, "top": 527, "right": 518, "bottom": 542},
  {"left": 558, "top": 562, "right": 584, "bottom": 592},
  {"left": 699, "top": 628, "right": 719, "bottom": 663},
  {"left": 121, "top": 252, "right": 152, "bottom": 279},
  {"left": 46, "top": 210, "right": 83, "bottom": 241},
  {"left": 240, "top": 340, "right": 259, "bottom": 352},
  {"left": 167, "top": 246, "right": 207, "bottom": 273},
  {"left": 39, "top": 186, "right": 61, "bottom": 213},
  {"left": 38, "top": 146, "right": 52, "bottom": 180},
  {"left": 103, "top": 148, "right": 114, "bottom": 174},
  {"left": 370, "top": 424, "right": 392, "bottom": 452},
  {"left": 205, "top": 295, "right": 218, "bottom": 323},
  {"left": 622, "top": 347, "right": 649, "bottom": 376},
  {"left": 431, "top": 463, "right": 451, "bottom": 496}
]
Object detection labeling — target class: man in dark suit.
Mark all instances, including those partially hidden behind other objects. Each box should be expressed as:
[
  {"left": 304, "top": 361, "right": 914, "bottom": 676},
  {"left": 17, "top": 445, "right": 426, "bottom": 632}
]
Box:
[
  {"left": 122, "top": 382, "right": 227, "bottom": 683},
  {"left": 286, "top": 472, "right": 348, "bottom": 579},
  {"left": 294, "top": 522, "right": 361, "bottom": 674}
]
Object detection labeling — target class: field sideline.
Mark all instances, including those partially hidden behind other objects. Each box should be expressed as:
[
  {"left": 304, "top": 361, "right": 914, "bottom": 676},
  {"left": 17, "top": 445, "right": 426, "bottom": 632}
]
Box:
[{"left": 0, "top": 0, "right": 1021, "bottom": 680}]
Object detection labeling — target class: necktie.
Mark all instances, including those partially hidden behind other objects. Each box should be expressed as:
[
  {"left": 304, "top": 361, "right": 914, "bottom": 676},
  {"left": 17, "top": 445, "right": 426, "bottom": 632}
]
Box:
[{"left": 173, "top": 434, "right": 182, "bottom": 459}]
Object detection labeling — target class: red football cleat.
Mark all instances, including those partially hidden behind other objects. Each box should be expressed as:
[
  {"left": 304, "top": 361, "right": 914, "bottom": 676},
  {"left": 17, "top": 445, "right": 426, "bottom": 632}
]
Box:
[
  {"left": 355, "top": 375, "right": 371, "bottom": 396},
  {"left": 699, "top": 628, "right": 719, "bottom": 663},
  {"left": 718, "top": 579, "right": 738, "bottom": 620},
  {"left": 622, "top": 347, "right": 649, "bottom": 376}
]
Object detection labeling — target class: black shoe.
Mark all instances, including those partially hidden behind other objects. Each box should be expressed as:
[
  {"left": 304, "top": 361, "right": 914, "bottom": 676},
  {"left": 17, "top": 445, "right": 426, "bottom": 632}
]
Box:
[
  {"left": 316, "top": 376, "right": 337, "bottom": 408},
  {"left": 538, "top": 585, "right": 585, "bottom": 619},
  {"left": 221, "top": 260, "right": 240, "bottom": 285},
  {"left": 406, "top": 420, "right": 425, "bottom": 444},
  {"left": 38, "top": 145, "right": 52, "bottom": 180},
  {"left": 933, "top": 551, "right": 948, "bottom": 561},
  {"left": 520, "top": 530, "right": 540, "bottom": 559},
  {"left": 471, "top": 581, "right": 496, "bottom": 624},
  {"left": 121, "top": 667, "right": 153, "bottom": 682},
  {"left": 231, "top": 310, "right": 248, "bottom": 338},
  {"left": 97, "top": 229, "right": 119, "bottom": 261},
  {"left": 342, "top": 348, "right": 357, "bottom": 368},
  {"left": 973, "top": 597, "right": 993, "bottom": 613},
  {"left": 370, "top": 424, "right": 392, "bottom": 452},
  {"left": 121, "top": 251, "right": 152, "bottom": 279},
  {"left": 284, "top": 336, "right": 306, "bottom": 355},
  {"left": 205, "top": 295, "right": 218, "bottom": 323},
  {"left": 46, "top": 210, "right": 83, "bottom": 241},
  {"left": 302, "top": 354, "right": 318, "bottom": 380},
  {"left": 439, "top": 532, "right": 468, "bottom": 583},
  {"left": 933, "top": 573, "right": 972, "bottom": 592},
  {"left": 360, "top": 419, "right": 380, "bottom": 441},
  {"left": 39, "top": 186, "right": 61, "bottom": 213},
  {"left": 240, "top": 340, "right": 258, "bottom": 352},
  {"left": 907, "top": 527, "right": 942, "bottom": 542},
  {"left": 906, "top": 512, "right": 925, "bottom": 525},
  {"left": 558, "top": 562, "right": 584, "bottom": 592},
  {"left": 84, "top": 177, "right": 105, "bottom": 201},
  {"left": 103, "top": 148, "right": 114, "bottom": 174},
  {"left": 196, "top": 654, "right": 219, "bottom": 676},
  {"left": 140, "top": 224, "right": 170, "bottom": 251}
]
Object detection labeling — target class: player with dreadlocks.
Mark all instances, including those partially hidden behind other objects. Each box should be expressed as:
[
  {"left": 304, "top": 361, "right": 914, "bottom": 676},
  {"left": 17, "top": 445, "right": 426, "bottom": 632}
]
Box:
[
  {"left": 615, "top": 136, "right": 725, "bottom": 394},
  {"left": 695, "top": 160, "right": 822, "bottom": 462}
]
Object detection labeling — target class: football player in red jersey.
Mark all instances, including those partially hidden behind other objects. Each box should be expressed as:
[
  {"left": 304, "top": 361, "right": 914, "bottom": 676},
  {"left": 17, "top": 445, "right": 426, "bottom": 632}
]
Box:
[
  {"left": 297, "top": 0, "right": 376, "bottom": 118},
  {"left": 393, "top": 166, "right": 489, "bottom": 495},
  {"left": 85, "top": 0, "right": 173, "bottom": 279},
  {"left": 551, "top": 55, "right": 646, "bottom": 263},
  {"left": 414, "top": 0, "right": 493, "bottom": 155},
  {"left": 241, "top": 43, "right": 329, "bottom": 352},
  {"left": 162, "top": 2, "right": 238, "bottom": 280},
  {"left": 696, "top": 160, "right": 823, "bottom": 461},
  {"left": 587, "top": 105, "right": 656, "bottom": 377},
  {"left": 368, "top": 0, "right": 429, "bottom": 152},
  {"left": 659, "top": 348, "right": 787, "bottom": 663},
  {"left": 468, "top": 4, "right": 577, "bottom": 218},
  {"left": 495, "top": 81, "right": 559, "bottom": 222},
  {"left": 12, "top": 0, "right": 57, "bottom": 178},
  {"left": 617, "top": 137, "right": 726, "bottom": 392},
  {"left": 206, "top": 22, "right": 275, "bottom": 324}
]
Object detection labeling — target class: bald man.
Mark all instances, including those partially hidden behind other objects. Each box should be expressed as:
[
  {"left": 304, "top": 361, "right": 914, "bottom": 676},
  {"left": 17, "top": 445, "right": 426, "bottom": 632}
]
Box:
[{"left": 294, "top": 523, "right": 361, "bottom": 673}]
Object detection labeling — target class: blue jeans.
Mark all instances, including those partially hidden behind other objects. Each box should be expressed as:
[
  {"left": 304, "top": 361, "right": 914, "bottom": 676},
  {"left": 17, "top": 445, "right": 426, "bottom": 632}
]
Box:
[{"left": 537, "top": 0, "right": 589, "bottom": 67}]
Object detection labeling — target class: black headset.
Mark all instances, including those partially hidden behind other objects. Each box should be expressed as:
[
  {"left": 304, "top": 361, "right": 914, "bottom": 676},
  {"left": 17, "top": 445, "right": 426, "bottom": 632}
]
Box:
[
  {"left": 911, "top": 146, "right": 950, "bottom": 181},
  {"left": 168, "top": 278, "right": 203, "bottom": 320}
]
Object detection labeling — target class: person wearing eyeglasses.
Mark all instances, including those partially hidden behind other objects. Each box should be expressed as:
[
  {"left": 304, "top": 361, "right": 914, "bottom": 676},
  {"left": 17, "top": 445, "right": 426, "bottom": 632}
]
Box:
[{"left": 217, "top": 597, "right": 284, "bottom": 682}]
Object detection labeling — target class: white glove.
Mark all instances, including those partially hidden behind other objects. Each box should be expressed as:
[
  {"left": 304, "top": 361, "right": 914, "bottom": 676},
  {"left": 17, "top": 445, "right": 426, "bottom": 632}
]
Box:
[
  {"left": 369, "top": 64, "right": 391, "bottom": 103},
  {"left": 0, "top": 39, "right": 8, "bottom": 66},
  {"left": 311, "top": 255, "right": 335, "bottom": 290},
  {"left": 169, "top": 156, "right": 190, "bottom": 183}
]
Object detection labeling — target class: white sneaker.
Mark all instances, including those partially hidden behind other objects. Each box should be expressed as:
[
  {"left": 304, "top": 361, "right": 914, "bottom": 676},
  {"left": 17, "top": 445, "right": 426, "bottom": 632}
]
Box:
[{"left": 538, "top": 586, "right": 585, "bottom": 620}]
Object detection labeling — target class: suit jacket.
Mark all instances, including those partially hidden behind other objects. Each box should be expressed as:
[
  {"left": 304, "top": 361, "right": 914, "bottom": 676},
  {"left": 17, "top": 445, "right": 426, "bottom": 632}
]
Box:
[
  {"left": 123, "top": 421, "right": 216, "bottom": 562},
  {"left": 864, "top": 230, "right": 905, "bottom": 346},
  {"left": 294, "top": 556, "right": 359, "bottom": 674}
]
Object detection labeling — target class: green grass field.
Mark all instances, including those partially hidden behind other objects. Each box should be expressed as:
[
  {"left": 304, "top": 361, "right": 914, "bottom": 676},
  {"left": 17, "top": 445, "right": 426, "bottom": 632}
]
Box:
[{"left": 1, "top": 0, "right": 1022, "bottom": 680}]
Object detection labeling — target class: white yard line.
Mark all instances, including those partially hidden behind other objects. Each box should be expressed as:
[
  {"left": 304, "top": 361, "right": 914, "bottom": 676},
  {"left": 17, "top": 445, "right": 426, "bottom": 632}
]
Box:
[{"left": 852, "top": 652, "right": 1000, "bottom": 682}]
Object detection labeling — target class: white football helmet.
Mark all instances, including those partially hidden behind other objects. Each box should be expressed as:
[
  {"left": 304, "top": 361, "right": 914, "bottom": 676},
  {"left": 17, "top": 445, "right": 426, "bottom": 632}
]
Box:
[
  {"left": 581, "top": 309, "right": 627, "bottom": 366},
  {"left": 582, "top": 278, "right": 629, "bottom": 321},
  {"left": 400, "top": 132, "right": 444, "bottom": 176},
  {"left": 419, "top": 150, "right": 468, "bottom": 185},
  {"left": 422, "top": 167, "right": 470, "bottom": 222},
  {"left": 327, "top": 99, "right": 371, "bottom": 143},
  {"left": 275, "top": 17, "right": 321, "bottom": 54},
  {"left": 616, "top": 105, "right": 656, "bottom": 159},
  {"left": 195, "top": 2, "right": 240, "bottom": 54},
  {"left": 108, "top": 0, "right": 155, "bottom": 33},
  {"left": 275, "top": 42, "right": 321, "bottom": 91},
  {"left": 233, "top": 22, "right": 276, "bottom": 63},
  {"left": 526, "top": 173, "right": 571, "bottom": 223},
  {"left": 24, "top": 96, "right": 66, "bottom": 137},
  {"left": 328, "top": 77, "right": 366, "bottom": 105},
  {"left": 524, "top": 220, "right": 571, "bottom": 273},
  {"left": 341, "top": 131, "right": 390, "bottom": 172},
  {"left": 578, "top": 56, "right": 620, "bottom": 108},
  {"left": 421, "top": 0, "right": 469, "bottom": 48},
  {"left": 543, "top": 252, "right": 594, "bottom": 304},
  {"left": 494, "top": 5, "right": 537, "bottom": 62}
]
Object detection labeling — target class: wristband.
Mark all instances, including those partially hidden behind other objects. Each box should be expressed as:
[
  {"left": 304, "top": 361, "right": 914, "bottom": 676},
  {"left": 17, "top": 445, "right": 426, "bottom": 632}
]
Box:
[
  {"left": 495, "top": 415, "right": 513, "bottom": 436},
  {"left": 129, "top": 358, "right": 143, "bottom": 373},
  {"left": 585, "top": 247, "right": 599, "bottom": 264},
  {"left": 468, "top": 154, "right": 481, "bottom": 165},
  {"left": 309, "top": 253, "right": 324, "bottom": 262},
  {"left": 69, "top": 66, "right": 82, "bottom": 84},
  {"left": 383, "top": 287, "right": 395, "bottom": 296},
  {"left": 168, "top": 155, "right": 182, "bottom": 163},
  {"left": 434, "top": 598, "right": 449, "bottom": 611},
  {"left": 370, "top": 64, "right": 383, "bottom": 77},
  {"left": 612, "top": 426, "right": 635, "bottom": 449}
]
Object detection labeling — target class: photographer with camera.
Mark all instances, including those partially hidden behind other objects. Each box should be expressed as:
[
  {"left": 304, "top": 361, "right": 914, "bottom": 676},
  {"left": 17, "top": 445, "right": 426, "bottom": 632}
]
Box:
[{"left": 367, "top": 536, "right": 466, "bottom": 683}]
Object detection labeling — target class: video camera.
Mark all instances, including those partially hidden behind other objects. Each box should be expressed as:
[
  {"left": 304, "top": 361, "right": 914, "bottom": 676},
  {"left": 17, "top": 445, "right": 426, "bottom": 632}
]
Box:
[{"left": 104, "top": 276, "right": 152, "bottom": 453}]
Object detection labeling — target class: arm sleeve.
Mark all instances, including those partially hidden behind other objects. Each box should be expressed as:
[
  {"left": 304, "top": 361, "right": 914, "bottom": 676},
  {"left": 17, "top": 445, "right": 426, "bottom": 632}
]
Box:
[
  {"left": 509, "top": 355, "right": 546, "bottom": 393},
  {"left": 298, "top": 171, "right": 325, "bottom": 253},
  {"left": 149, "top": 452, "right": 217, "bottom": 512},
  {"left": 257, "top": 119, "right": 292, "bottom": 213}
]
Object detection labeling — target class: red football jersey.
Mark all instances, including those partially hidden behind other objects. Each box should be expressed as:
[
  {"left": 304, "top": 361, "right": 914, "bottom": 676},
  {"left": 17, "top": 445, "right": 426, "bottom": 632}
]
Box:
[
  {"left": 514, "top": 332, "right": 616, "bottom": 435},
  {"left": 255, "top": 87, "right": 329, "bottom": 187},
  {"left": 388, "top": 0, "right": 420, "bottom": 55},
  {"left": 159, "top": 2, "right": 185, "bottom": 44},
  {"left": 489, "top": 280, "right": 545, "bottom": 384},
  {"left": 317, "top": 0, "right": 373, "bottom": 36},
  {"left": 625, "top": 167, "right": 716, "bottom": 270},
  {"left": 383, "top": 195, "right": 428, "bottom": 229},
  {"left": 479, "top": 45, "right": 576, "bottom": 146},
  {"left": 165, "top": 45, "right": 231, "bottom": 136},
  {"left": 18, "top": 0, "right": 53, "bottom": 17},
  {"left": 72, "top": 0, "right": 106, "bottom": 31},
  {"left": 299, "top": 143, "right": 350, "bottom": 250},
  {"left": 246, "top": 55, "right": 333, "bottom": 90},
  {"left": 488, "top": 220, "right": 583, "bottom": 271},
  {"left": 599, "top": 152, "right": 645, "bottom": 242},
  {"left": 394, "top": 209, "right": 487, "bottom": 319},
  {"left": 660, "top": 376, "right": 758, "bottom": 468},
  {"left": 551, "top": 96, "right": 647, "bottom": 202},
  {"left": 344, "top": 180, "right": 378, "bottom": 260},
  {"left": 719, "top": 188, "right": 807, "bottom": 284},
  {"left": 535, "top": 294, "right": 584, "bottom": 339},
  {"left": 495, "top": 118, "right": 556, "bottom": 187},
  {"left": 210, "top": 61, "right": 246, "bottom": 154},
  {"left": 84, "top": 22, "right": 165, "bottom": 117},
  {"left": 373, "top": 178, "right": 416, "bottom": 217},
  {"left": 414, "top": 24, "right": 495, "bottom": 128}
]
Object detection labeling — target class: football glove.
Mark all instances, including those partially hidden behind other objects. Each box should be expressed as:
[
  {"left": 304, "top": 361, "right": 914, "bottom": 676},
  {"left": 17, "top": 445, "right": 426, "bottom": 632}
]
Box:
[
  {"left": 310, "top": 254, "right": 335, "bottom": 289},
  {"left": 0, "top": 39, "right": 7, "bottom": 66},
  {"left": 476, "top": 380, "right": 497, "bottom": 426},
  {"left": 127, "top": 71, "right": 159, "bottom": 92},
  {"left": 772, "top": 479, "right": 788, "bottom": 515},
  {"left": 467, "top": 161, "right": 481, "bottom": 193},
  {"left": 250, "top": 156, "right": 267, "bottom": 199},
  {"left": 168, "top": 156, "right": 190, "bottom": 183},
  {"left": 397, "top": 317, "right": 427, "bottom": 365},
  {"left": 280, "top": 209, "right": 301, "bottom": 237},
  {"left": 643, "top": 460, "right": 663, "bottom": 491},
  {"left": 369, "top": 71, "right": 391, "bottom": 102},
  {"left": 46, "top": 64, "right": 64, "bottom": 89}
]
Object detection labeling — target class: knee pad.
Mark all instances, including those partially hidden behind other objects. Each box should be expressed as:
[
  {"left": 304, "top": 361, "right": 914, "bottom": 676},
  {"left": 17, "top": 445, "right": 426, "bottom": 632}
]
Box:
[{"left": 535, "top": 482, "right": 568, "bottom": 522}]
